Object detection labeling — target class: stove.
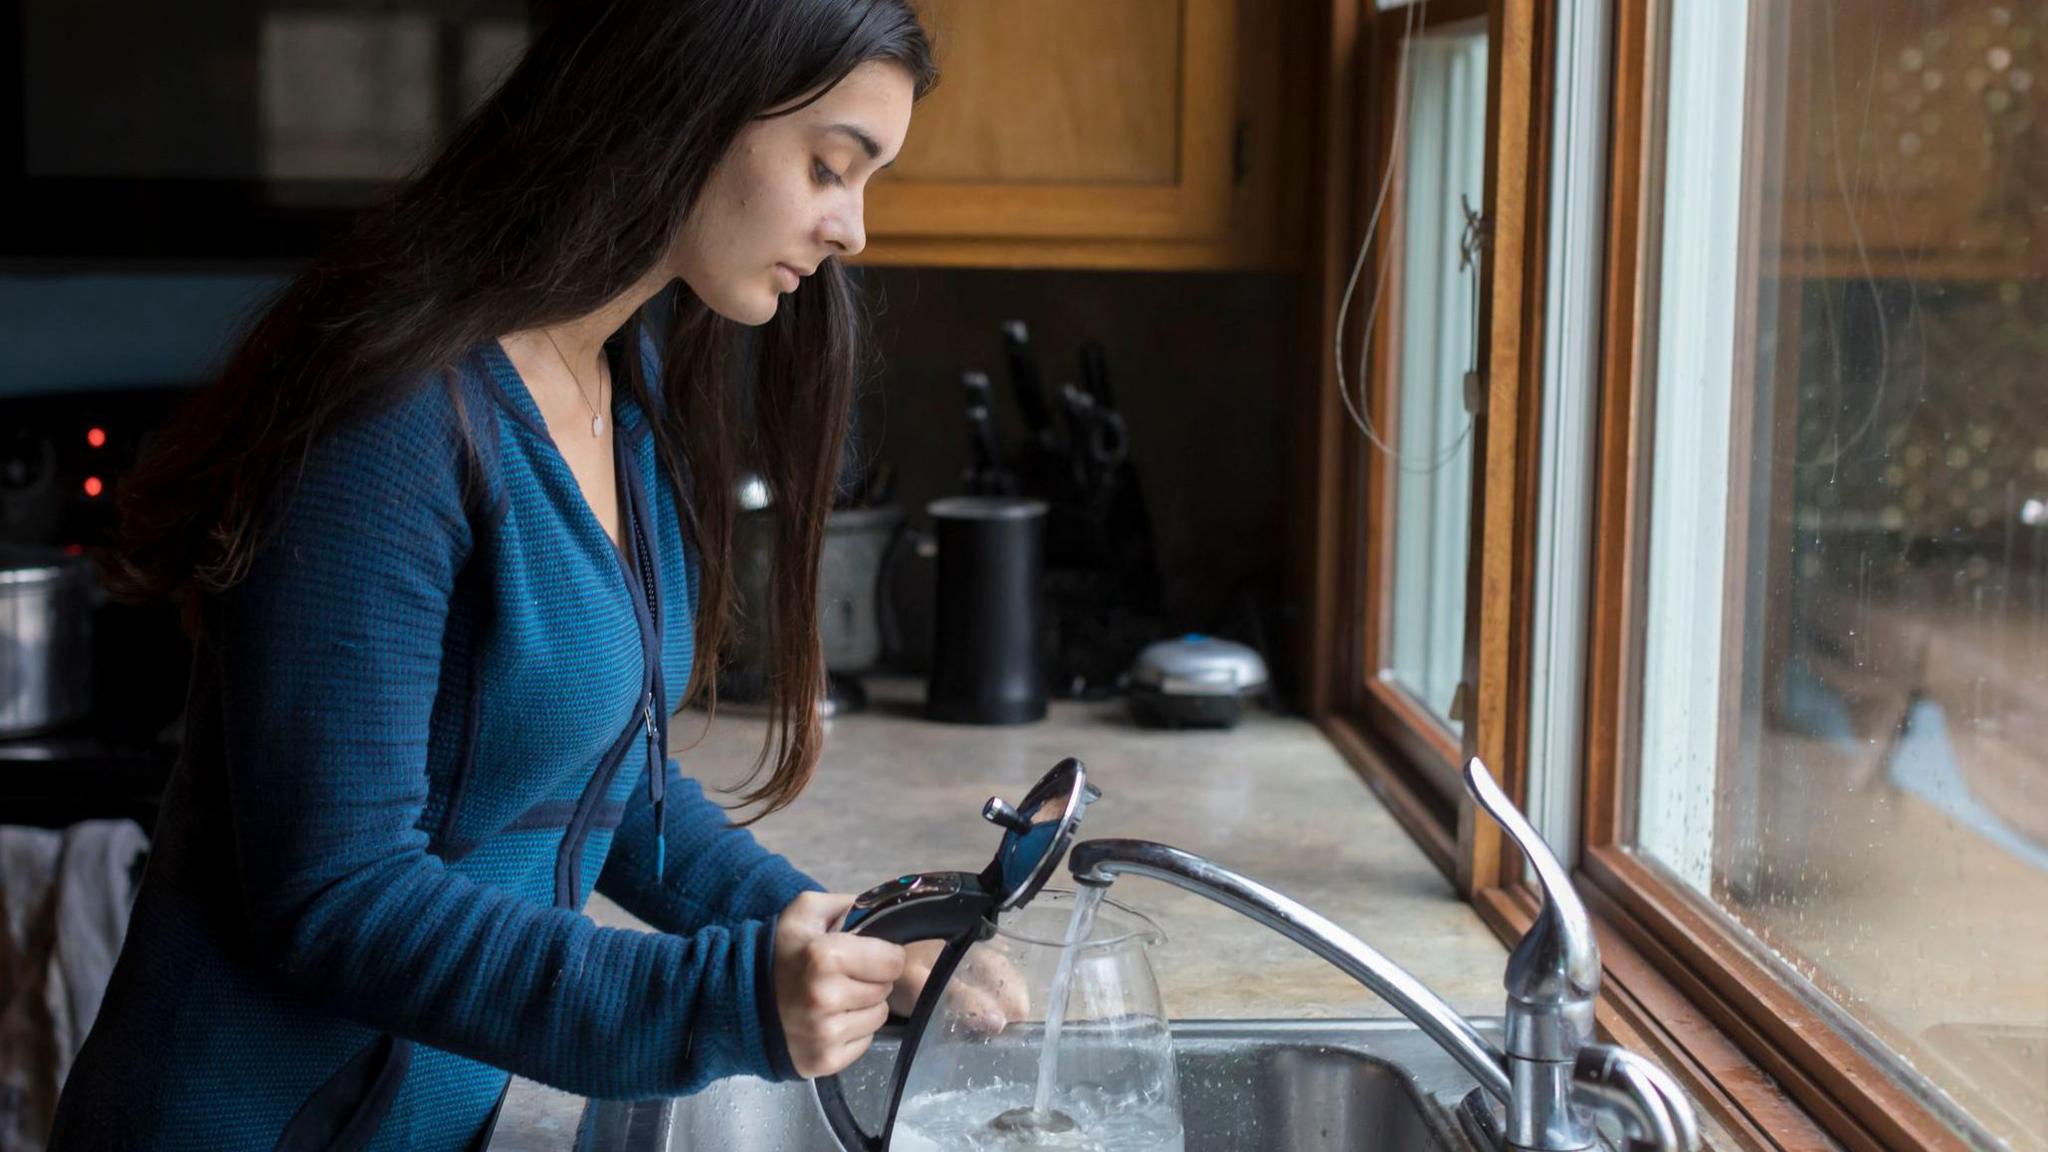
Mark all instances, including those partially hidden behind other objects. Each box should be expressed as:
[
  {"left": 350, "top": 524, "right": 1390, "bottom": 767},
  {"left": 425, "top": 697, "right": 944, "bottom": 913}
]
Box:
[{"left": 2, "top": 386, "right": 192, "bottom": 830}]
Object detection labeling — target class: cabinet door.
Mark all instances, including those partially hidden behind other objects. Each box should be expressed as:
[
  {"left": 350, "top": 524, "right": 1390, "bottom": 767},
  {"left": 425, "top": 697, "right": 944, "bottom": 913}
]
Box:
[{"left": 867, "top": 0, "right": 1238, "bottom": 243}]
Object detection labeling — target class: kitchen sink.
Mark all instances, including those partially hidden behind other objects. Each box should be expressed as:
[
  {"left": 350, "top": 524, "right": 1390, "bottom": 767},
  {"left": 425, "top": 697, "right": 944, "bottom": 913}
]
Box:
[{"left": 574, "top": 1019, "right": 1498, "bottom": 1151}]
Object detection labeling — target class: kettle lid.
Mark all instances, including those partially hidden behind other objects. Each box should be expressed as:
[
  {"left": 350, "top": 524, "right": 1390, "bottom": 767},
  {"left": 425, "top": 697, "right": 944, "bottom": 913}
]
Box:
[{"left": 983, "top": 757, "right": 1098, "bottom": 912}]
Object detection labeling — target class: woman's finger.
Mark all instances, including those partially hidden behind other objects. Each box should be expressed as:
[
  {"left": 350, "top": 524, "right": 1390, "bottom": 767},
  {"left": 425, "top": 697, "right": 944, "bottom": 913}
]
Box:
[
  {"left": 789, "top": 891, "right": 857, "bottom": 935},
  {"left": 816, "top": 974, "right": 894, "bottom": 1014},
  {"left": 958, "top": 951, "right": 1033, "bottom": 1020},
  {"left": 823, "top": 1032, "right": 876, "bottom": 1077},
  {"left": 995, "top": 967, "right": 1032, "bottom": 1019},
  {"left": 825, "top": 935, "right": 907, "bottom": 985},
  {"left": 947, "top": 984, "right": 1009, "bottom": 1034},
  {"left": 830, "top": 998, "right": 892, "bottom": 1046}
]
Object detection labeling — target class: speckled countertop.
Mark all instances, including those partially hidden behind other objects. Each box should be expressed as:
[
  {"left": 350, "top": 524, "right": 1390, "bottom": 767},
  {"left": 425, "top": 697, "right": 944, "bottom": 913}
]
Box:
[{"left": 487, "top": 678, "right": 1509, "bottom": 1150}]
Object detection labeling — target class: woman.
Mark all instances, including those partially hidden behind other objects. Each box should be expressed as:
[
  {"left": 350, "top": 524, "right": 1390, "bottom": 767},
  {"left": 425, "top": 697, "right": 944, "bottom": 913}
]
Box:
[{"left": 49, "top": 2, "right": 943, "bottom": 1148}]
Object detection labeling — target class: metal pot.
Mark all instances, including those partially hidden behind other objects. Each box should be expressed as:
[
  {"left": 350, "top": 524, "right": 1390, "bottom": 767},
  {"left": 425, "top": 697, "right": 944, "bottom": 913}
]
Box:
[
  {"left": 1, "top": 545, "right": 95, "bottom": 736},
  {"left": 819, "top": 503, "right": 905, "bottom": 674}
]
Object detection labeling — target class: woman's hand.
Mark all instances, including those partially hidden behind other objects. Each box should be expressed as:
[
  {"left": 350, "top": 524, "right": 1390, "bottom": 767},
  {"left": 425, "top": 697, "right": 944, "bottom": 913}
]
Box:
[
  {"left": 893, "top": 940, "right": 1033, "bottom": 1033},
  {"left": 772, "top": 893, "right": 905, "bottom": 1078}
]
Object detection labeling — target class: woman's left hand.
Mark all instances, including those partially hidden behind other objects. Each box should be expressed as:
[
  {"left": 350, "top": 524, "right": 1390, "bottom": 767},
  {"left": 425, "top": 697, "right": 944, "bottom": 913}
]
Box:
[{"left": 892, "top": 940, "right": 1032, "bottom": 1033}]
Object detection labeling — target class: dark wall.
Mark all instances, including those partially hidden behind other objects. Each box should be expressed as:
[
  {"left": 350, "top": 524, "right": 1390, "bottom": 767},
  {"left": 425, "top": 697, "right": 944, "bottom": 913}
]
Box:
[
  {"left": 0, "top": 274, "right": 281, "bottom": 395},
  {"left": 0, "top": 266, "right": 1298, "bottom": 637},
  {"left": 853, "top": 266, "right": 1297, "bottom": 633}
]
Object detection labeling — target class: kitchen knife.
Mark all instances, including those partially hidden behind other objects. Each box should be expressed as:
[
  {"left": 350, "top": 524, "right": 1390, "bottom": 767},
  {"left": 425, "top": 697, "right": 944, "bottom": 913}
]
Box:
[
  {"left": 1078, "top": 340, "right": 1117, "bottom": 412},
  {"left": 961, "top": 372, "right": 1005, "bottom": 494},
  {"left": 1059, "top": 383, "right": 1099, "bottom": 497},
  {"left": 1000, "top": 321, "right": 1057, "bottom": 451}
]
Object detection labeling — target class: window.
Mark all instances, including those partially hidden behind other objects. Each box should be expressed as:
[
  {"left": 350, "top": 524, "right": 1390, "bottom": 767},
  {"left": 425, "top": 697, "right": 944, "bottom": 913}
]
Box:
[
  {"left": 1609, "top": 1, "right": 2048, "bottom": 1146},
  {"left": 1381, "top": 18, "right": 1487, "bottom": 735},
  {"left": 1339, "top": 0, "right": 1494, "bottom": 823},
  {"left": 1314, "top": 0, "right": 2042, "bottom": 1145}
]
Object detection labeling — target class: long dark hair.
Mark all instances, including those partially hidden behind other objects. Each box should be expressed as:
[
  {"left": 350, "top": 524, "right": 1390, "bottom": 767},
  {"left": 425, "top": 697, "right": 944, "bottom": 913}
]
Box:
[{"left": 109, "top": 0, "right": 937, "bottom": 819}]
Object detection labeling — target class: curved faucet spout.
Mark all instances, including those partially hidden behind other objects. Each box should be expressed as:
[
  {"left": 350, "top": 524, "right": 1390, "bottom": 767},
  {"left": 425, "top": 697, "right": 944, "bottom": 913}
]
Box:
[{"left": 1067, "top": 838, "right": 1512, "bottom": 1105}]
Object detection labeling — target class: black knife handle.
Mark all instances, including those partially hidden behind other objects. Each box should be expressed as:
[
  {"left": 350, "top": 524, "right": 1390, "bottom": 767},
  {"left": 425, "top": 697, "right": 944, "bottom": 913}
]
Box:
[
  {"left": 1079, "top": 340, "right": 1116, "bottom": 411},
  {"left": 1001, "top": 321, "right": 1054, "bottom": 443}
]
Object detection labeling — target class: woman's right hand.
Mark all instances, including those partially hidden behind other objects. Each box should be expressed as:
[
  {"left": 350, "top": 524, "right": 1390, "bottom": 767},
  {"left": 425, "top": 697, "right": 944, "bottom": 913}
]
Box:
[{"left": 771, "top": 892, "right": 906, "bottom": 1078}]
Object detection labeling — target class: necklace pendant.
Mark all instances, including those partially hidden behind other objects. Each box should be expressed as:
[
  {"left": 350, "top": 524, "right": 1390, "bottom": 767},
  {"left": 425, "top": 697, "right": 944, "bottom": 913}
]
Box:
[{"left": 591, "top": 414, "right": 606, "bottom": 437}]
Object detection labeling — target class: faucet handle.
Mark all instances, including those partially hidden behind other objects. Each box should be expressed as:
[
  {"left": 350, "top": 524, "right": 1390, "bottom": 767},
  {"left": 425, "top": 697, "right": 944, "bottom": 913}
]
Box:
[
  {"left": 1463, "top": 757, "right": 1600, "bottom": 1004},
  {"left": 1573, "top": 1045, "right": 1701, "bottom": 1151}
]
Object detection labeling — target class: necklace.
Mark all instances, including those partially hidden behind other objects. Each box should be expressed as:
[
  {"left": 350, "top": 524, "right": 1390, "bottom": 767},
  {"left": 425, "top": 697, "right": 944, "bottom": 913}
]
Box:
[{"left": 541, "top": 329, "right": 606, "bottom": 437}]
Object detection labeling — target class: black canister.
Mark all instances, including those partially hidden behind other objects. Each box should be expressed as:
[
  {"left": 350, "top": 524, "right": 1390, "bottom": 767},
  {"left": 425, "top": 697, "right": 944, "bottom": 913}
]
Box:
[{"left": 925, "top": 496, "right": 1049, "bottom": 724}]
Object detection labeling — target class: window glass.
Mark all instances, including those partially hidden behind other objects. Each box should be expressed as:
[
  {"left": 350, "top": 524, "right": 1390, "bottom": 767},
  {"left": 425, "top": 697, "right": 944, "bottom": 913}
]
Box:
[
  {"left": 1380, "top": 20, "right": 1487, "bottom": 731},
  {"left": 1633, "top": 3, "right": 2048, "bottom": 1146}
]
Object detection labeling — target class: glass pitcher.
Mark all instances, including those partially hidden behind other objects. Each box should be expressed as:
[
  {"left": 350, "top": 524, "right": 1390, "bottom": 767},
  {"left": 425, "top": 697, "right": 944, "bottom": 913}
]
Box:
[{"left": 888, "top": 888, "right": 1182, "bottom": 1152}]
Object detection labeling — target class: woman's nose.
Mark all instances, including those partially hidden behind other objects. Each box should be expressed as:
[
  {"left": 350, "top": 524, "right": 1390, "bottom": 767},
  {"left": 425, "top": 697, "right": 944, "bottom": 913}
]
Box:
[{"left": 822, "top": 200, "right": 867, "bottom": 258}]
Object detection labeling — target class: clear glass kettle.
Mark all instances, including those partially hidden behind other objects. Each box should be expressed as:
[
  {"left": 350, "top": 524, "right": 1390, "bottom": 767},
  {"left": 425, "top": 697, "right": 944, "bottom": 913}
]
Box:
[
  {"left": 817, "top": 760, "right": 1182, "bottom": 1152},
  {"left": 889, "top": 889, "right": 1181, "bottom": 1152}
]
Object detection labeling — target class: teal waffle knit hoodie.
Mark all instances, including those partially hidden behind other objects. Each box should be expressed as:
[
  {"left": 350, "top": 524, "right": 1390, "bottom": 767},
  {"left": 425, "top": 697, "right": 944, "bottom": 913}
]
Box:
[{"left": 48, "top": 330, "right": 821, "bottom": 1151}]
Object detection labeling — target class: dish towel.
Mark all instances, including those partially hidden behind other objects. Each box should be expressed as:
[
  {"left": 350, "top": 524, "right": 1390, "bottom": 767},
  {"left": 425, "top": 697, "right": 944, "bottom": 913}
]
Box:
[{"left": 0, "top": 820, "right": 149, "bottom": 1152}]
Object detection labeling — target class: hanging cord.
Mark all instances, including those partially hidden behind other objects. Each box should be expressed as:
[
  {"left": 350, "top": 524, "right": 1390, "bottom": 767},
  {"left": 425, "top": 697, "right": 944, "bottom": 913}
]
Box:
[
  {"left": 1457, "top": 191, "right": 1489, "bottom": 415},
  {"left": 1332, "top": 0, "right": 1482, "bottom": 476},
  {"left": 1796, "top": 0, "right": 1925, "bottom": 477}
]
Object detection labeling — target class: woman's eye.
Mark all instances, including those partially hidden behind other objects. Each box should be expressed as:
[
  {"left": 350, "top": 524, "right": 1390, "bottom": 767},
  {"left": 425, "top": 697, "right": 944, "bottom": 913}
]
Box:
[{"left": 812, "top": 159, "right": 843, "bottom": 187}]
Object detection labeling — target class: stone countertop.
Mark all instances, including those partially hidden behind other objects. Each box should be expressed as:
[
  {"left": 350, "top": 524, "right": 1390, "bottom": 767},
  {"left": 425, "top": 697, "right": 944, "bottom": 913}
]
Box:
[{"left": 488, "top": 678, "right": 1508, "bottom": 1150}]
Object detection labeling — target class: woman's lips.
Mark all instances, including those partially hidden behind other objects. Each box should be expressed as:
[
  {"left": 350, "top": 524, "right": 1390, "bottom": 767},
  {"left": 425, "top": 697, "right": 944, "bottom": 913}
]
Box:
[{"left": 774, "top": 264, "right": 802, "bottom": 291}]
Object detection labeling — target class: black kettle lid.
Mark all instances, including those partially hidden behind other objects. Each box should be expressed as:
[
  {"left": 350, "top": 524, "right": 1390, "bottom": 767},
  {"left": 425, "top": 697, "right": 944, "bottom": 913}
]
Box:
[{"left": 983, "top": 757, "right": 1099, "bottom": 913}]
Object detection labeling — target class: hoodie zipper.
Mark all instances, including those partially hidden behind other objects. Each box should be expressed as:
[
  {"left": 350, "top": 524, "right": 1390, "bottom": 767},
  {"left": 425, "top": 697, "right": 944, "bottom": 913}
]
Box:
[
  {"left": 556, "top": 426, "right": 666, "bottom": 905},
  {"left": 624, "top": 447, "right": 668, "bottom": 884}
]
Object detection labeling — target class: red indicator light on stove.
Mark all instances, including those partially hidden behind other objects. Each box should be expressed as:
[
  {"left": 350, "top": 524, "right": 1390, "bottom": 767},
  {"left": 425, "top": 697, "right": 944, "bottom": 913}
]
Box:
[
  {"left": 83, "top": 476, "right": 104, "bottom": 497},
  {"left": 87, "top": 427, "right": 108, "bottom": 448}
]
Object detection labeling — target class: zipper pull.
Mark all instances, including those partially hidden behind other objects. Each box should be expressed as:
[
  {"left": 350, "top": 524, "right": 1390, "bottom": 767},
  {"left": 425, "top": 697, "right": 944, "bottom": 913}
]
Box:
[{"left": 645, "top": 696, "right": 666, "bottom": 882}]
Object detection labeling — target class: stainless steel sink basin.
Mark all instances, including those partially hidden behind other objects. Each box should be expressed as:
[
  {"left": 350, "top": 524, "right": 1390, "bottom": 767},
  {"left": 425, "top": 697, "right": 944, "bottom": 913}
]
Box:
[{"left": 576, "top": 1019, "right": 1498, "bottom": 1151}]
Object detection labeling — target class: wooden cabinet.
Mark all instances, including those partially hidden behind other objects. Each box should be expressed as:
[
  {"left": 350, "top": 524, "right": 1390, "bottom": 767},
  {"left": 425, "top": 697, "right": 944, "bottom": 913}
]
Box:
[{"left": 859, "top": 0, "right": 1308, "bottom": 269}]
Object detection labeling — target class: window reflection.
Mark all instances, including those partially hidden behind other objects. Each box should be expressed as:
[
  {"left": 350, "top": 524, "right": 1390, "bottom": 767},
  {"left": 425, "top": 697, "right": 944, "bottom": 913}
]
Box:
[{"left": 1634, "top": 3, "right": 2048, "bottom": 1147}]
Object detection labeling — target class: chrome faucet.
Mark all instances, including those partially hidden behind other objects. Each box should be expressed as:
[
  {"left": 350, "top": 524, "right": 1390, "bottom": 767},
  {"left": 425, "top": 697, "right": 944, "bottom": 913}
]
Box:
[{"left": 1066, "top": 757, "right": 1699, "bottom": 1152}]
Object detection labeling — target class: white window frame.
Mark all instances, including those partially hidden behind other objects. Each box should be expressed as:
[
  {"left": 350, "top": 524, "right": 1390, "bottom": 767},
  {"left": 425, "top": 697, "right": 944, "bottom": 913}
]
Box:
[{"left": 1634, "top": 0, "right": 1752, "bottom": 891}]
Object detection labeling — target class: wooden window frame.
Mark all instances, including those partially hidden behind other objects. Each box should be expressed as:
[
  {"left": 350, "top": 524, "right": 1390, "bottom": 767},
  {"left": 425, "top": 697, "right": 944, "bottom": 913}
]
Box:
[
  {"left": 1321, "top": 0, "right": 1500, "bottom": 887},
  {"left": 1294, "top": 0, "right": 1995, "bottom": 1148},
  {"left": 1471, "top": 2, "right": 1984, "bottom": 1149}
]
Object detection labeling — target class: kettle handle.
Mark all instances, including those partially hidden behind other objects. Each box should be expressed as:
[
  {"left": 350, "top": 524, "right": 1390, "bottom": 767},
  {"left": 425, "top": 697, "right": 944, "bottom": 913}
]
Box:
[{"left": 815, "top": 920, "right": 984, "bottom": 1152}]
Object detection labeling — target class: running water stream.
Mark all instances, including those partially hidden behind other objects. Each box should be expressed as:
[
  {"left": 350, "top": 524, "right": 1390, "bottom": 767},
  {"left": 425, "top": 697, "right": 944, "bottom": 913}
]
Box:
[
  {"left": 1031, "top": 885, "right": 1104, "bottom": 1115},
  {"left": 894, "top": 886, "right": 1182, "bottom": 1150}
]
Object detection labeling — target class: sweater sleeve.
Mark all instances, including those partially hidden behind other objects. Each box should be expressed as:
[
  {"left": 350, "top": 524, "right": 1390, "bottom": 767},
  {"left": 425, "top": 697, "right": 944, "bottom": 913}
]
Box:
[
  {"left": 212, "top": 380, "right": 792, "bottom": 1098},
  {"left": 596, "top": 766, "right": 822, "bottom": 935}
]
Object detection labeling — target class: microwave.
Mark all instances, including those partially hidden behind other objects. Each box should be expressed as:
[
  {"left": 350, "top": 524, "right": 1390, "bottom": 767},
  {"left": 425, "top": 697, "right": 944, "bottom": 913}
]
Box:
[{"left": 3, "top": 0, "right": 548, "bottom": 265}]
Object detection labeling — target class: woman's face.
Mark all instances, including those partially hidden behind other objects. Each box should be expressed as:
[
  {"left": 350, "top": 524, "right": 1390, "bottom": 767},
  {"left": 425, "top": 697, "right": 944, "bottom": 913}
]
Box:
[{"left": 673, "top": 61, "right": 915, "bottom": 325}]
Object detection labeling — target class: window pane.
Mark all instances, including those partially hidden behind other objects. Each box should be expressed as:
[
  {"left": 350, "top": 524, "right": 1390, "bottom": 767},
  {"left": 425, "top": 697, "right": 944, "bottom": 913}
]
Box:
[
  {"left": 1380, "top": 20, "right": 1486, "bottom": 729},
  {"left": 1633, "top": 3, "right": 2048, "bottom": 1147}
]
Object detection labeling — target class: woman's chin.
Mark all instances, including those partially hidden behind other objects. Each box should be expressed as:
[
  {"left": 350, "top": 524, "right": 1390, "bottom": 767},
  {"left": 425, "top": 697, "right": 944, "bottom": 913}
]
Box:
[{"left": 710, "top": 289, "right": 782, "bottom": 327}]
